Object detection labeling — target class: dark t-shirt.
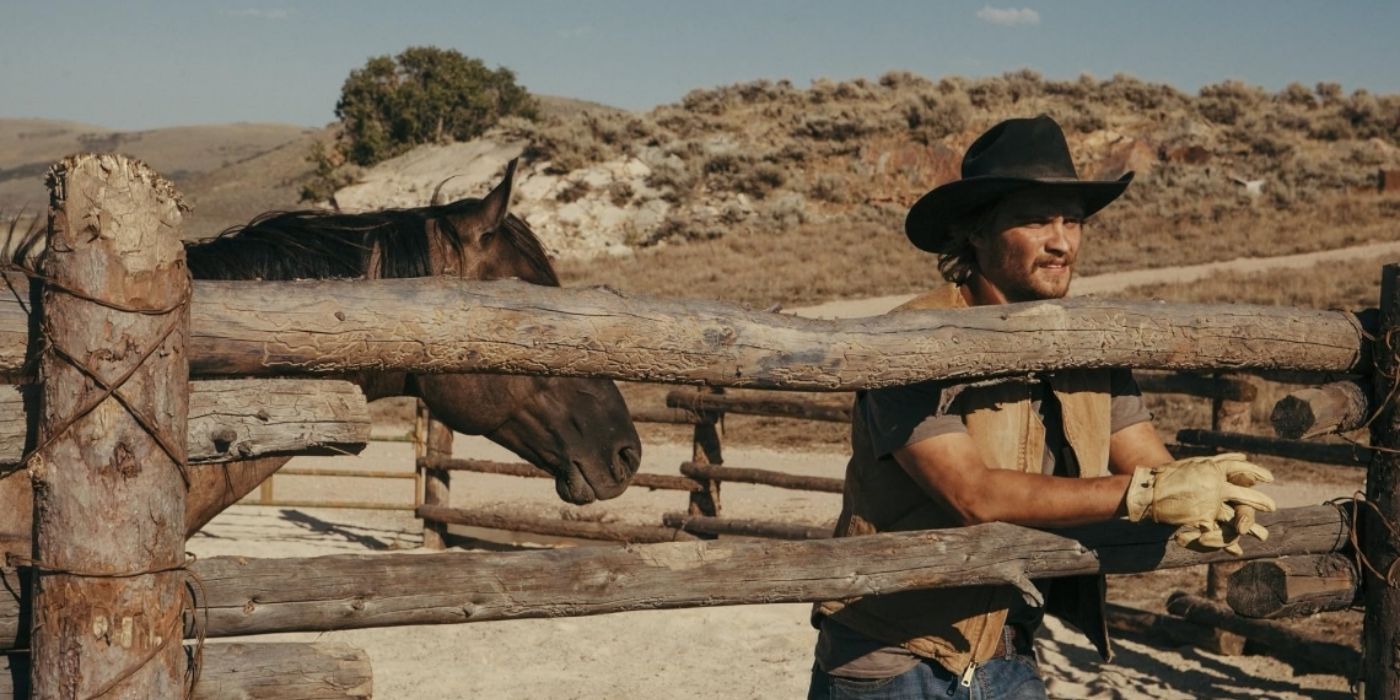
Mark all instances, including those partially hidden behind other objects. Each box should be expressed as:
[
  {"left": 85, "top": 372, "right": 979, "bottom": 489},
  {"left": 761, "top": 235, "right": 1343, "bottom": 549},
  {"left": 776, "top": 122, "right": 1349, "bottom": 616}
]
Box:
[
  {"left": 816, "top": 369, "right": 1152, "bottom": 679},
  {"left": 861, "top": 368, "right": 1152, "bottom": 475}
]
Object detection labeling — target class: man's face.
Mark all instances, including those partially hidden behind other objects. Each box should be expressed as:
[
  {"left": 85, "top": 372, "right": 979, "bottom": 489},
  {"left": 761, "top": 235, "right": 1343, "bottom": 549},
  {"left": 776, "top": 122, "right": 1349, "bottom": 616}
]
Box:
[{"left": 972, "top": 191, "right": 1083, "bottom": 302}]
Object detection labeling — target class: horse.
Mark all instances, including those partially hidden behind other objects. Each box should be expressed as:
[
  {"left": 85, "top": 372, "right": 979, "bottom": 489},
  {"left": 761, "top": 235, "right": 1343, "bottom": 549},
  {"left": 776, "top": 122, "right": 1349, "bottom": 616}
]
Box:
[{"left": 14, "top": 160, "right": 643, "bottom": 508}]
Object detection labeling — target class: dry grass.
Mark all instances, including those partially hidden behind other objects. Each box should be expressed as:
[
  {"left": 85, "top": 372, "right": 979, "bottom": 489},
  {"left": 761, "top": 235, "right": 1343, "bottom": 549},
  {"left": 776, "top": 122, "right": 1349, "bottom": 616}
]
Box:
[
  {"left": 548, "top": 71, "right": 1399, "bottom": 306},
  {"left": 0, "top": 119, "right": 312, "bottom": 217},
  {"left": 1115, "top": 258, "right": 1382, "bottom": 309}
]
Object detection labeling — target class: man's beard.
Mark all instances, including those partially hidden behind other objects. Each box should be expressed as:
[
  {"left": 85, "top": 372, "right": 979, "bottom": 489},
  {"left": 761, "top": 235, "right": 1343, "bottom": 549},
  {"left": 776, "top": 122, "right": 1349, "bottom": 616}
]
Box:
[{"left": 999, "top": 261, "right": 1074, "bottom": 302}]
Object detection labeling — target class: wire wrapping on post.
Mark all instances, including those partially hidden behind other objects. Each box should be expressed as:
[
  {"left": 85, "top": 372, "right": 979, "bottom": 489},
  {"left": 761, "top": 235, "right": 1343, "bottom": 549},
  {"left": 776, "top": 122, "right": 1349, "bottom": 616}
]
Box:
[{"left": 0, "top": 256, "right": 202, "bottom": 697}]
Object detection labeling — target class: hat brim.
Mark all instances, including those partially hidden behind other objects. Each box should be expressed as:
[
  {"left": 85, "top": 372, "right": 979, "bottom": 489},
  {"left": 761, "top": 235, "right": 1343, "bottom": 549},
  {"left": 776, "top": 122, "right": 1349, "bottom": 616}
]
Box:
[{"left": 904, "top": 172, "right": 1134, "bottom": 253}]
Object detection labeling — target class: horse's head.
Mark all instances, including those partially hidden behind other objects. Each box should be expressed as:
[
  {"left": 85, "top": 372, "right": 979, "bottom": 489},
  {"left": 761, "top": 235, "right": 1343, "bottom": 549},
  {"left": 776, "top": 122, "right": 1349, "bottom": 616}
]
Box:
[{"left": 414, "top": 160, "right": 642, "bottom": 504}]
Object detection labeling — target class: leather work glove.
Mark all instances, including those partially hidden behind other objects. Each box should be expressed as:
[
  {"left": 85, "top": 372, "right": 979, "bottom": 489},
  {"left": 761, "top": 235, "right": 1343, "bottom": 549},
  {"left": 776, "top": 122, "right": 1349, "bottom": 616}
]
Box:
[{"left": 1125, "top": 453, "right": 1276, "bottom": 555}]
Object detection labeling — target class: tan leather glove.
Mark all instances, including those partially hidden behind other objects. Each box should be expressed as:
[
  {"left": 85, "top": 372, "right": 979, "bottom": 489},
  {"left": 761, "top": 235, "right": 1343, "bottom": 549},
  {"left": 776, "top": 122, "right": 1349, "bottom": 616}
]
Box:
[{"left": 1125, "top": 453, "right": 1276, "bottom": 555}]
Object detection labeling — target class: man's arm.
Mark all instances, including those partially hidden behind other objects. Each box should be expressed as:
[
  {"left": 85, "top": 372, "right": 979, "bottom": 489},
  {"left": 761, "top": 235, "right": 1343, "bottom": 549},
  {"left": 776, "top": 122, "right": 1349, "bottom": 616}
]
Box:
[
  {"left": 1107, "top": 421, "right": 1175, "bottom": 475},
  {"left": 893, "top": 433, "right": 1132, "bottom": 528}
]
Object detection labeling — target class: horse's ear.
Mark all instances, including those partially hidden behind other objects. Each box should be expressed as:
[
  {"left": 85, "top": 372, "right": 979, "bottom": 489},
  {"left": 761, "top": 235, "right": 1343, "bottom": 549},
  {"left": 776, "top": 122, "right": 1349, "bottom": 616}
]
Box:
[{"left": 481, "top": 158, "right": 518, "bottom": 226}]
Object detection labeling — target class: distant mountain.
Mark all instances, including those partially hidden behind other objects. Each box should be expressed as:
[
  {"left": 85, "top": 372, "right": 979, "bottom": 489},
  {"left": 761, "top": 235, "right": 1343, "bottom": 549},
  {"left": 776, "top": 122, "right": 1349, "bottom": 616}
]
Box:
[
  {"left": 0, "top": 93, "right": 621, "bottom": 237},
  {"left": 0, "top": 119, "right": 314, "bottom": 226}
]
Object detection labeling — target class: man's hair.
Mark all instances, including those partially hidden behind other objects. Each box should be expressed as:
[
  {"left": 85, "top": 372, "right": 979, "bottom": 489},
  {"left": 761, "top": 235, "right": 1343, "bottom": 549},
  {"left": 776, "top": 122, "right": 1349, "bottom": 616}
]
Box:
[{"left": 935, "top": 204, "right": 998, "bottom": 285}]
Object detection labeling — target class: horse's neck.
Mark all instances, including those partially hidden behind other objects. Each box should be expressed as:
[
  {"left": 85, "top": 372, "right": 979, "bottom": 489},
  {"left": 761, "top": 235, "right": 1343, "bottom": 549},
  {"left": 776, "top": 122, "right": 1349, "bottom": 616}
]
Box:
[{"left": 353, "top": 371, "right": 412, "bottom": 401}]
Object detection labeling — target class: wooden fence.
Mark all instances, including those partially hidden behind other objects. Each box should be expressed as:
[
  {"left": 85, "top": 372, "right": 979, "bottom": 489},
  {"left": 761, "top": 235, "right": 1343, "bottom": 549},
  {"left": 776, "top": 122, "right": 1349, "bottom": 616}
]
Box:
[{"left": 0, "top": 154, "right": 1393, "bottom": 698}]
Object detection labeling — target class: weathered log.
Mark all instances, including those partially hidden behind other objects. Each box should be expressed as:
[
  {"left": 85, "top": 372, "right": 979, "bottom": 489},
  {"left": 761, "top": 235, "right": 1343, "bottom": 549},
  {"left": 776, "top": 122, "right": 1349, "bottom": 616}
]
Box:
[
  {"left": 186, "top": 456, "right": 292, "bottom": 536},
  {"left": 0, "top": 379, "right": 369, "bottom": 466},
  {"left": 1225, "top": 554, "right": 1359, "bottom": 618},
  {"left": 661, "top": 512, "right": 832, "bottom": 540},
  {"left": 679, "top": 462, "right": 845, "bottom": 494},
  {"left": 1210, "top": 373, "right": 1255, "bottom": 435},
  {"left": 1203, "top": 559, "right": 1248, "bottom": 655},
  {"left": 0, "top": 505, "right": 1343, "bottom": 648},
  {"left": 3, "top": 378, "right": 364, "bottom": 548},
  {"left": 1175, "top": 429, "right": 1368, "bottom": 466},
  {"left": 421, "top": 457, "right": 702, "bottom": 492},
  {"left": 418, "top": 404, "right": 452, "bottom": 551},
  {"left": 629, "top": 406, "right": 702, "bottom": 425},
  {"left": 1167, "top": 593, "right": 1359, "bottom": 678},
  {"left": 0, "top": 642, "right": 372, "bottom": 698},
  {"left": 1363, "top": 263, "right": 1400, "bottom": 699},
  {"left": 276, "top": 468, "right": 416, "bottom": 480},
  {"left": 665, "top": 390, "right": 851, "bottom": 422},
  {"left": 31, "top": 154, "right": 189, "bottom": 697},
  {"left": 1270, "top": 379, "right": 1371, "bottom": 439},
  {"left": 687, "top": 387, "right": 724, "bottom": 524},
  {"left": 0, "top": 278, "right": 1371, "bottom": 388},
  {"left": 1164, "top": 443, "right": 1221, "bottom": 459},
  {"left": 1250, "top": 369, "right": 1365, "bottom": 385},
  {"left": 416, "top": 504, "right": 699, "bottom": 544},
  {"left": 1135, "top": 371, "right": 1258, "bottom": 402}
]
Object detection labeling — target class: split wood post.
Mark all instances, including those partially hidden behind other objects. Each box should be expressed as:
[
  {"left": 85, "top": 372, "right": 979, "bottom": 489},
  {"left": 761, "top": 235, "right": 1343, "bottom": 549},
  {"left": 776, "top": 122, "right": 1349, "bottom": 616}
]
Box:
[
  {"left": 417, "top": 400, "right": 452, "bottom": 550},
  {"left": 1363, "top": 263, "right": 1400, "bottom": 700},
  {"left": 1210, "top": 372, "right": 1254, "bottom": 434},
  {"left": 30, "top": 155, "right": 191, "bottom": 697},
  {"left": 1205, "top": 371, "right": 1255, "bottom": 655},
  {"left": 687, "top": 386, "right": 724, "bottom": 526},
  {"left": 1202, "top": 560, "right": 1247, "bottom": 655},
  {"left": 1226, "top": 554, "right": 1359, "bottom": 618}
]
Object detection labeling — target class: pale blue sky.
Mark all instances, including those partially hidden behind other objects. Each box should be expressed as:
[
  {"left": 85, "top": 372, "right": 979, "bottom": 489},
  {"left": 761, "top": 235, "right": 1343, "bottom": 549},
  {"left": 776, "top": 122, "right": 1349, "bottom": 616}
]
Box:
[{"left": 4, "top": 1, "right": 1398, "bottom": 130}]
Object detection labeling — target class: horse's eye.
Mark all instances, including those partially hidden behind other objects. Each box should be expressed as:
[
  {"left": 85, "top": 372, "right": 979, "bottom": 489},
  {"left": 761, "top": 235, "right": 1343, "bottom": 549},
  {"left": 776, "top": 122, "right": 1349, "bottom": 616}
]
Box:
[{"left": 479, "top": 230, "right": 495, "bottom": 246}]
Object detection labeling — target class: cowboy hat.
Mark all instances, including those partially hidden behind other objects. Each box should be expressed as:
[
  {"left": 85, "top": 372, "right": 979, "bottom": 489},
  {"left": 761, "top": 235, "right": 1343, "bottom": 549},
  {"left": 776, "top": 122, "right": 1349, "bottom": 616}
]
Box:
[{"left": 904, "top": 115, "right": 1133, "bottom": 253}]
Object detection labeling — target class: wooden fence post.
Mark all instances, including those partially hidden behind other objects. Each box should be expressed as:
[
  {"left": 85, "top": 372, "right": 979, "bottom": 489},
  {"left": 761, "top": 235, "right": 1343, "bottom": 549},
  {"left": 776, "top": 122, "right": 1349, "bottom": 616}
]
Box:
[
  {"left": 30, "top": 155, "right": 191, "bottom": 697},
  {"left": 1363, "top": 263, "right": 1400, "bottom": 699},
  {"left": 417, "top": 400, "right": 452, "bottom": 550},
  {"left": 1204, "top": 372, "right": 1254, "bottom": 655},
  {"left": 1210, "top": 372, "right": 1254, "bottom": 433},
  {"left": 687, "top": 387, "right": 723, "bottom": 524}
]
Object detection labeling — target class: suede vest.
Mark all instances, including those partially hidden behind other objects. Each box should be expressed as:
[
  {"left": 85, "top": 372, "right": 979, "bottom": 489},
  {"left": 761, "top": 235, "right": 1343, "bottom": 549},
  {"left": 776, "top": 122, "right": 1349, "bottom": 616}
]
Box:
[{"left": 814, "top": 286, "right": 1114, "bottom": 675}]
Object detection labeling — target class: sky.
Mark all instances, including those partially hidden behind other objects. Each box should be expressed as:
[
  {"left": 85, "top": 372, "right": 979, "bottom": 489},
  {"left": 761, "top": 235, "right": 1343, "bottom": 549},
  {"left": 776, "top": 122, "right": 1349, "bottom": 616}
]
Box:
[{"left": 4, "top": 1, "right": 1399, "bottom": 130}]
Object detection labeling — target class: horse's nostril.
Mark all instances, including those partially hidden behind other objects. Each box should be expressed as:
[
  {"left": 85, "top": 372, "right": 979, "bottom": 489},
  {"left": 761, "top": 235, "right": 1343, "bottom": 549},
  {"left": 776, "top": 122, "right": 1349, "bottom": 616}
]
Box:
[{"left": 618, "top": 445, "right": 640, "bottom": 474}]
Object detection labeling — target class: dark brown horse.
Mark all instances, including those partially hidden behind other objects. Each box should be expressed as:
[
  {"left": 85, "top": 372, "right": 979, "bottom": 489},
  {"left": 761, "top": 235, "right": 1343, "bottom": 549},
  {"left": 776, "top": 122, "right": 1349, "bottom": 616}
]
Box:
[{"left": 59, "top": 161, "right": 640, "bottom": 506}]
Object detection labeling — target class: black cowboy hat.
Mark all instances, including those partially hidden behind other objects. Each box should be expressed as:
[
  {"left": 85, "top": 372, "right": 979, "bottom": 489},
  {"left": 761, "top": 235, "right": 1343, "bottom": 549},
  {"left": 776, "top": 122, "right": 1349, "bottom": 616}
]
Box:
[{"left": 904, "top": 115, "right": 1133, "bottom": 253}]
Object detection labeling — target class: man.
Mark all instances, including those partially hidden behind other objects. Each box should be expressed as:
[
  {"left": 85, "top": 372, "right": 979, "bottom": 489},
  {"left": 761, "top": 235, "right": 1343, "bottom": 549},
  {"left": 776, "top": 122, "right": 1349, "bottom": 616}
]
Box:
[{"left": 808, "top": 116, "right": 1276, "bottom": 699}]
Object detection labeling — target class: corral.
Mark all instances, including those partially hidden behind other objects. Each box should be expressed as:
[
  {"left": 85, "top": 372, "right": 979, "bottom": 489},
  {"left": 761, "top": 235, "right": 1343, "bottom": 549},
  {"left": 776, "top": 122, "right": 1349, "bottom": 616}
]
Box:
[{"left": 0, "top": 153, "right": 1395, "bottom": 698}]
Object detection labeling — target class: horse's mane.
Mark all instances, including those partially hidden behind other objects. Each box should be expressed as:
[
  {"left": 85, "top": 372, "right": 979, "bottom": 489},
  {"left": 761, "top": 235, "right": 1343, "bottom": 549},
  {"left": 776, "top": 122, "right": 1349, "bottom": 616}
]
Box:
[
  {"left": 186, "top": 199, "right": 559, "bottom": 286},
  {"left": 6, "top": 199, "right": 559, "bottom": 288}
]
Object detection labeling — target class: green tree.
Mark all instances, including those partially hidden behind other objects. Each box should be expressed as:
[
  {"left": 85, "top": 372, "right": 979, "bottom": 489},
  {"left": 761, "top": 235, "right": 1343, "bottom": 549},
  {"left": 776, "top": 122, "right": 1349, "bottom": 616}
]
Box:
[{"left": 332, "top": 46, "right": 538, "bottom": 167}]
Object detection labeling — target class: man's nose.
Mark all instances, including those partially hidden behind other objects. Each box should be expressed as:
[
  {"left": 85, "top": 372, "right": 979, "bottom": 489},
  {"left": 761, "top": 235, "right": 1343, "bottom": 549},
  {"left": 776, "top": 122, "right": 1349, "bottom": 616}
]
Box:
[{"left": 1045, "top": 218, "right": 1071, "bottom": 254}]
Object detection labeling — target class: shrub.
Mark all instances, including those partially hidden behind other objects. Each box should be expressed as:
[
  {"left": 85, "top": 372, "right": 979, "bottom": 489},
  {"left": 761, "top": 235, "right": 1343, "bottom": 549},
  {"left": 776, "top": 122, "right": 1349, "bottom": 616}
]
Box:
[{"left": 332, "top": 46, "right": 537, "bottom": 167}]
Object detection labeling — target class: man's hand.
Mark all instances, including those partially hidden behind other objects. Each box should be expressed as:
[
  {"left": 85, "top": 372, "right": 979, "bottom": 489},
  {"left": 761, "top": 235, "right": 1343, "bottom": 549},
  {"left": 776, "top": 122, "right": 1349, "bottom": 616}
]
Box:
[{"left": 1124, "top": 453, "right": 1276, "bottom": 555}]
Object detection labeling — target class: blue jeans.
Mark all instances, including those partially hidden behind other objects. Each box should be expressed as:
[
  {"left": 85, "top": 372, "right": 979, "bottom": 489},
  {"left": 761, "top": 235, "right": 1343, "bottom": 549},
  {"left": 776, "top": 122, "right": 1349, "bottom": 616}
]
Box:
[{"left": 808, "top": 655, "right": 1048, "bottom": 700}]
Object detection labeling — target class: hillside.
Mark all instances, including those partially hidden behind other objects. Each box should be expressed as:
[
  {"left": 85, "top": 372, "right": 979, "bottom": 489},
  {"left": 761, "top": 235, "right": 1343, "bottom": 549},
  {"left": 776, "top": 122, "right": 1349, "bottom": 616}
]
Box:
[
  {"left": 324, "top": 71, "right": 1400, "bottom": 306},
  {"left": 0, "top": 118, "right": 316, "bottom": 234},
  {"left": 6, "top": 72, "right": 1400, "bottom": 307}
]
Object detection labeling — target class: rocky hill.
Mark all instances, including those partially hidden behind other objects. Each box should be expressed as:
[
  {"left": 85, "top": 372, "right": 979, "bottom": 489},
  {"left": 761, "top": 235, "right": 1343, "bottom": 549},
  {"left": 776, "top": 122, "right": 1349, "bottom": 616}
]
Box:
[{"left": 328, "top": 71, "right": 1400, "bottom": 305}]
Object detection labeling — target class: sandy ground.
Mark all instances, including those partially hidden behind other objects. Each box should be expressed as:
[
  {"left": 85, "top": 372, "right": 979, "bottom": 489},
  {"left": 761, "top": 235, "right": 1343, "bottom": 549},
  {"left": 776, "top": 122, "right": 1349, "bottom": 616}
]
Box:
[{"left": 188, "top": 431, "right": 1356, "bottom": 699}]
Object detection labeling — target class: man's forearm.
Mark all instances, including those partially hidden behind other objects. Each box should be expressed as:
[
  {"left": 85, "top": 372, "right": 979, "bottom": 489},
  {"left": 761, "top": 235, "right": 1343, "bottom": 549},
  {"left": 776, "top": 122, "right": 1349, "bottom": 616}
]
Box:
[{"left": 949, "top": 471, "right": 1133, "bottom": 528}]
